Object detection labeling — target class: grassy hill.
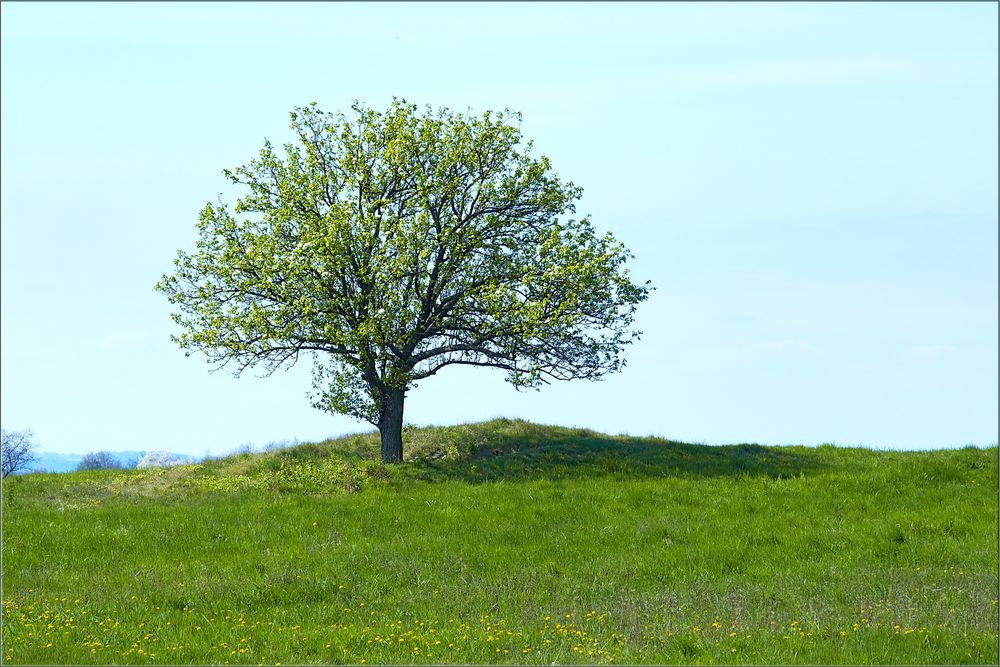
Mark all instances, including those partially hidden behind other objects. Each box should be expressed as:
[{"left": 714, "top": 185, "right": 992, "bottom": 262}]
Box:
[{"left": 2, "top": 419, "right": 997, "bottom": 665}]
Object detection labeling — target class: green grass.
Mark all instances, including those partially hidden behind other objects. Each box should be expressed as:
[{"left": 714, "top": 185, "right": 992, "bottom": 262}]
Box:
[{"left": 2, "top": 419, "right": 997, "bottom": 665}]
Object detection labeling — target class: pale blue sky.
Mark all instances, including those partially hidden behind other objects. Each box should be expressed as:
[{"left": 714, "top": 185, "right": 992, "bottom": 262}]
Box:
[{"left": 2, "top": 2, "right": 996, "bottom": 455}]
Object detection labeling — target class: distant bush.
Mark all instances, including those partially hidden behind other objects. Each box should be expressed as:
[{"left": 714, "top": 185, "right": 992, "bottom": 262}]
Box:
[
  {"left": 76, "top": 451, "right": 125, "bottom": 471},
  {"left": 135, "top": 451, "right": 191, "bottom": 469},
  {"left": 264, "top": 438, "right": 299, "bottom": 452}
]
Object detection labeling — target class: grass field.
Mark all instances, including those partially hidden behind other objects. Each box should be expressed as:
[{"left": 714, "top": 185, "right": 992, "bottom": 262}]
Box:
[{"left": 2, "top": 419, "right": 997, "bottom": 665}]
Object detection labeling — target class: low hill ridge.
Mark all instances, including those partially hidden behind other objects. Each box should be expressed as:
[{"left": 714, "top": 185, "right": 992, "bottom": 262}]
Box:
[{"left": 7, "top": 419, "right": 995, "bottom": 500}]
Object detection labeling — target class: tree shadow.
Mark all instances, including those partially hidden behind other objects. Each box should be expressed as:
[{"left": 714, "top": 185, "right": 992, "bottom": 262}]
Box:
[{"left": 397, "top": 420, "right": 828, "bottom": 485}]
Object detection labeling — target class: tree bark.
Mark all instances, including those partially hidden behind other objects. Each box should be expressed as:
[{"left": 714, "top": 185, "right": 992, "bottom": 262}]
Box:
[{"left": 378, "top": 387, "right": 405, "bottom": 464}]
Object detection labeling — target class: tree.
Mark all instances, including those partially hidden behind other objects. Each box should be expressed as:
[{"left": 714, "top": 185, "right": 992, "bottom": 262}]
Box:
[
  {"left": 157, "top": 99, "right": 651, "bottom": 464},
  {"left": 2, "top": 428, "right": 38, "bottom": 478},
  {"left": 76, "top": 451, "right": 124, "bottom": 471}
]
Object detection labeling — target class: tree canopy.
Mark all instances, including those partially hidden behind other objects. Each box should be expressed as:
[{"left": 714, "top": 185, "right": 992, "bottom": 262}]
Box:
[{"left": 157, "top": 99, "right": 650, "bottom": 463}]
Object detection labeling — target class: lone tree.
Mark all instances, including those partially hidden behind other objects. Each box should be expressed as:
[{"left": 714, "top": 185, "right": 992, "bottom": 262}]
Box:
[
  {"left": 2, "top": 428, "right": 38, "bottom": 478},
  {"left": 157, "top": 99, "right": 650, "bottom": 464}
]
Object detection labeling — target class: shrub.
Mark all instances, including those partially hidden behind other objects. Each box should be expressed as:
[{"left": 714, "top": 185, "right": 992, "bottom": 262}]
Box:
[{"left": 76, "top": 451, "right": 125, "bottom": 471}]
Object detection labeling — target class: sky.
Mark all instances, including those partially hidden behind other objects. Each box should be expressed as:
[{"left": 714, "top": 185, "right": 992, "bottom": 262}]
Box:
[{"left": 1, "top": 2, "right": 997, "bottom": 456}]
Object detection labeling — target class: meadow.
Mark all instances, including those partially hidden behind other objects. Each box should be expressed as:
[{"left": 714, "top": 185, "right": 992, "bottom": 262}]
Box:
[{"left": 1, "top": 419, "right": 997, "bottom": 665}]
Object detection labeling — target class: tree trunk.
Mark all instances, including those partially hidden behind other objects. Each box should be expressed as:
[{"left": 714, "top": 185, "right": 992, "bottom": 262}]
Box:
[{"left": 378, "top": 387, "right": 405, "bottom": 464}]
